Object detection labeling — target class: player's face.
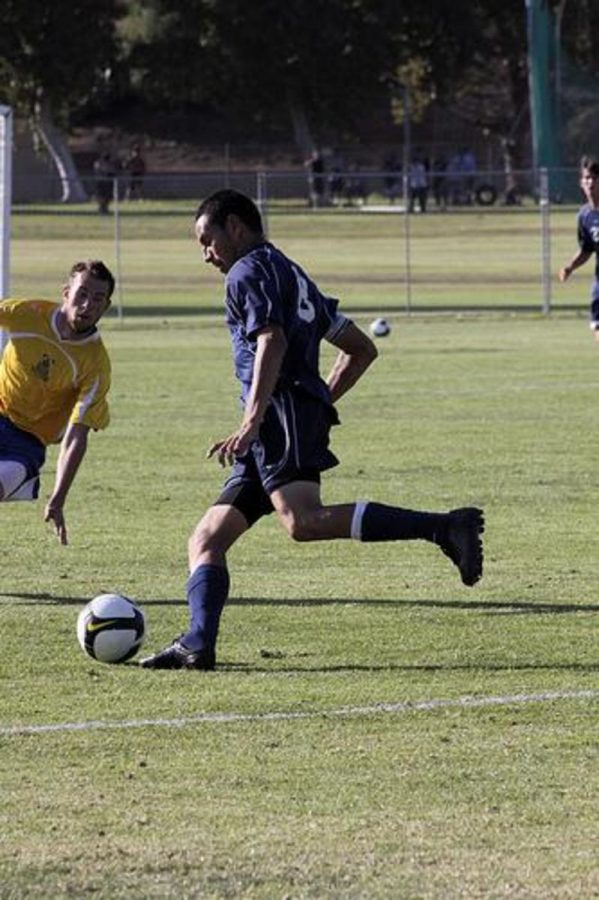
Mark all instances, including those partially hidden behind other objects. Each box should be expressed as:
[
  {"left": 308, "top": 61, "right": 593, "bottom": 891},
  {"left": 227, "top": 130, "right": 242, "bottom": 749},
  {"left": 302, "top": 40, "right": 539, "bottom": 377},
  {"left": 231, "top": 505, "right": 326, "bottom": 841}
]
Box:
[
  {"left": 580, "top": 168, "right": 599, "bottom": 206},
  {"left": 195, "top": 214, "right": 240, "bottom": 274},
  {"left": 61, "top": 272, "right": 112, "bottom": 333}
]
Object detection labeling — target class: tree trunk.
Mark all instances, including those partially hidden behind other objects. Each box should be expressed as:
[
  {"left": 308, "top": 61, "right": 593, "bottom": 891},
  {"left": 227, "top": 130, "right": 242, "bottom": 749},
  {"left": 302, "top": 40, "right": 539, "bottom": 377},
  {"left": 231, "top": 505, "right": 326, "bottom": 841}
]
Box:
[
  {"left": 288, "top": 101, "right": 316, "bottom": 159},
  {"left": 32, "top": 98, "right": 88, "bottom": 203}
]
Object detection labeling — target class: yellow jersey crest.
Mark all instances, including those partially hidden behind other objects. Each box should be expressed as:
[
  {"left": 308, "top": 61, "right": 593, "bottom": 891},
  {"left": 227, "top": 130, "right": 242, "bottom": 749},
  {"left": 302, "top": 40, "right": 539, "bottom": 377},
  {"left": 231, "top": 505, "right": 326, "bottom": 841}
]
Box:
[
  {"left": 31, "top": 353, "right": 55, "bottom": 383},
  {"left": 0, "top": 299, "right": 111, "bottom": 445}
]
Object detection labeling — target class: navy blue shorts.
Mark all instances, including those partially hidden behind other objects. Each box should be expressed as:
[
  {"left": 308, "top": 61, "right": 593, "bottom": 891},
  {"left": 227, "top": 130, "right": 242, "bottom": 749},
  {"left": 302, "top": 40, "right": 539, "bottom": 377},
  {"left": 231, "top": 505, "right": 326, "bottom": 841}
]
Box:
[
  {"left": 0, "top": 415, "right": 46, "bottom": 498},
  {"left": 214, "top": 390, "right": 339, "bottom": 526}
]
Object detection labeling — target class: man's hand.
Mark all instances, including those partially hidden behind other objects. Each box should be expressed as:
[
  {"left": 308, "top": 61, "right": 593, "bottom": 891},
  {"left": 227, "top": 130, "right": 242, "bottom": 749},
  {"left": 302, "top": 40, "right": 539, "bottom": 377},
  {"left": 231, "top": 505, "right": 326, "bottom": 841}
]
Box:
[
  {"left": 207, "top": 420, "right": 261, "bottom": 467},
  {"left": 207, "top": 325, "right": 286, "bottom": 467},
  {"left": 44, "top": 502, "right": 68, "bottom": 545},
  {"left": 558, "top": 265, "right": 572, "bottom": 282}
]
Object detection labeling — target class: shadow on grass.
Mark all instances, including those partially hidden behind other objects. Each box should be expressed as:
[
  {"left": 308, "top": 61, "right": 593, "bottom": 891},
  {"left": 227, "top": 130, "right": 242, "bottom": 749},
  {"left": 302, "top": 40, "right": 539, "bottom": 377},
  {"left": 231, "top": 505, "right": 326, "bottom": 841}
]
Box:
[
  {"left": 229, "top": 597, "right": 599, "bottom": 614},
  {"left": 2, "top": 592, "right": 598, "bottom": 614},
  {"left": 0, "top": 591, "right": 187, "bottom": 606},
  {"left": 220, "top": 659, "right": 599, "bottom": 674}
]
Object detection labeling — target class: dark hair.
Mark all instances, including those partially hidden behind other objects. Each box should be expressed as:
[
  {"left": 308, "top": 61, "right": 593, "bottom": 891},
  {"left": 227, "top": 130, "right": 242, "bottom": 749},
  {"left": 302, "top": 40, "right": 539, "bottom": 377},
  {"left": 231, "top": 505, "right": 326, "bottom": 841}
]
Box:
[
  {"left": 195, "top": 189, "right": 263, "bottom": 234},
  {"left": 580, "top": 155, "right": 599, "bottom": 177},
  {"left": 68, "top": 260, "right": 115, "bottom": 299}
]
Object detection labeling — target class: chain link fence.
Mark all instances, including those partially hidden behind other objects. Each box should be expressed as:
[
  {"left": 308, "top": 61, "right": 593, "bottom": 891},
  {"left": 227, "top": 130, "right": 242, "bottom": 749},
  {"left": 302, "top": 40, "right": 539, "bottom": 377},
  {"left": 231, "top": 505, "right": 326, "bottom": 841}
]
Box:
[{"left": 8, "top": 166, "right": 586, "bottom": 322}]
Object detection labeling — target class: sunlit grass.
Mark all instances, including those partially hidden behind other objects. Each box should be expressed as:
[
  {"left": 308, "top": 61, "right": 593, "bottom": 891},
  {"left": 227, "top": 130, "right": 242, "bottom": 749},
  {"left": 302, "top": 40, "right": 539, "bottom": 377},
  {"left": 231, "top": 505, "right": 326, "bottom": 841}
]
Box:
[{"left": 1, "top": 313, "right": 598, "bottom": 897}]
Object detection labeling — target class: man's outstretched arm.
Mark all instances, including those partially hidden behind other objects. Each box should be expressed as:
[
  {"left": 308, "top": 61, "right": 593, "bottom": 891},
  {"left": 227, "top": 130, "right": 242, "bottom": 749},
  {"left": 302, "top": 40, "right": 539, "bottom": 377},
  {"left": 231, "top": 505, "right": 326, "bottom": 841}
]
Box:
[
  {"left": 326, "top": 321, "right": 378, "bottom": 403},
  {"left": 44, "top": 422, "right": 90, "bottom": 544}
]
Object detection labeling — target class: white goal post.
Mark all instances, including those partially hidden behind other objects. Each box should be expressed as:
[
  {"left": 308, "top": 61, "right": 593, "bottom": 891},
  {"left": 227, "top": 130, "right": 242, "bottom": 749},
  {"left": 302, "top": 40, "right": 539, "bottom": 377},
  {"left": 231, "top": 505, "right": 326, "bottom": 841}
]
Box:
[{"left": 0, "top": 105, "right": 13, "bottom": 299}]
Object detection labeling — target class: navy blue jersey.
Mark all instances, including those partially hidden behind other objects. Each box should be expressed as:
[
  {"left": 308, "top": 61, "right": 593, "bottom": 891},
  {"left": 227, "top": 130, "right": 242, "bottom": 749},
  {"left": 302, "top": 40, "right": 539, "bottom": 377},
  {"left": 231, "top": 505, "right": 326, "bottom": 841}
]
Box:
[
  {"left": 224, "top": 242, "right": 348, "bottom": 405},
  {"left": 577, "top": 204, "right": 599, "bottom": 281}
]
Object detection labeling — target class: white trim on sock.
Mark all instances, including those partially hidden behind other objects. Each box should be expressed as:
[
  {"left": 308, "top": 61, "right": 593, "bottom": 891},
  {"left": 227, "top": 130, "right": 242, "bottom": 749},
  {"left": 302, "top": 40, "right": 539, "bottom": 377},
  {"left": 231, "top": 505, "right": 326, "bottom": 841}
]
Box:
[{"left": 351, "top": 500, "right": 369, "bottom": 541}]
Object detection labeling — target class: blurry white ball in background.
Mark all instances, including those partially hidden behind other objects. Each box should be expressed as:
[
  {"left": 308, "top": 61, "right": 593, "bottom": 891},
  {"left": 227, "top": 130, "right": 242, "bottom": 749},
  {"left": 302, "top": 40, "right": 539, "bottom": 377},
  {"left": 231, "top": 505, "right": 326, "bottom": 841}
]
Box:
[{"left": 369, "top": 317, "right": 391, "bottom": 338}]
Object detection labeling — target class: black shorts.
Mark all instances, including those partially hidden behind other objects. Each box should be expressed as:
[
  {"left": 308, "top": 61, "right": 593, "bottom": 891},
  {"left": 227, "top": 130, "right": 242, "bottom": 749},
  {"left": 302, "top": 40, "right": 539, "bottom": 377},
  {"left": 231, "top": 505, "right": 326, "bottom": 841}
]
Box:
[{"left": 214, "top": 390, "right": 339, "bottom": 526}]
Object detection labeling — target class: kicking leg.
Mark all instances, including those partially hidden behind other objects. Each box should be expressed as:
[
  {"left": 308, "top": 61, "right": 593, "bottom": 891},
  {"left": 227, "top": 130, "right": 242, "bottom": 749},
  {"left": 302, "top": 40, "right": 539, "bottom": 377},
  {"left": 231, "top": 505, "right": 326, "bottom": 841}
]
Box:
[{"left": 271, "top": 483, "right": 484, "bottom": 586}]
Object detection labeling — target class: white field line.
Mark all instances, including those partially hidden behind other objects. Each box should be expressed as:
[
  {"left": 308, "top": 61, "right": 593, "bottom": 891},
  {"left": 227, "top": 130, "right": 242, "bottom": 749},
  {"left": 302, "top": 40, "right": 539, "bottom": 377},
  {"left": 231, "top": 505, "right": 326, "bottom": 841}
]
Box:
[{"left": 1, "top": 689, "right": 597, "bottom": 737}]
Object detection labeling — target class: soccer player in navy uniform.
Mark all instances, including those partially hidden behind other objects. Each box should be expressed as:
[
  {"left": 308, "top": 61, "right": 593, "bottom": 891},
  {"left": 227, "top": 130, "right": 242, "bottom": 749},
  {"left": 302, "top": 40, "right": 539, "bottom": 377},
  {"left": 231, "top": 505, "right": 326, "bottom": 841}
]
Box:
[
  {"left": 559, "top": 155, "right": 599, "bottom": 339},
  {"left": 0, "top": 260, "right": 113, "bottom": 543},
  {"left": 141, "top": 190, "right": 484, "bottom": 670}
]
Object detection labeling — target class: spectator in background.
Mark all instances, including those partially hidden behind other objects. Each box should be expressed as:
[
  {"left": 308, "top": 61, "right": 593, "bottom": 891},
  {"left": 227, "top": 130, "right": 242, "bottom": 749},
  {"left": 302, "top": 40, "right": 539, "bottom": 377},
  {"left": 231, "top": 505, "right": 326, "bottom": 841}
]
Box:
[
  {"left": 432, "top": 154, "right": 448, "bottom": 211},
  {"left": 328, "top": 150, "right": 346, "bottom": 206},
  {"left": 459, "top": 146, "right": 477, "bottom": 205},
  {"left": 343, "top": 163, "right": 368, "bottom": 207},
  {"left": 305, "top": 149, "right": 326, "bottom": 208},
  {"left": 327, "top": 150, "right": 346, "bottom": 206},
  {"left": 124, "top": 144, "right": 147, "bottom": 200},
  {"left": 382, "top": 153, "right": 402, "bottom": 204},
  {"left": 447, "top": 151, "right": 463, "bottom": 205},
  {"left": 328, "top": 165, "right": 345, "bottom": 206},
  {"left": 502, "top": 138, "right": 521, "bottom": 206},
  {"left": 408, "top": 153, "right": 428, "bottom": 213},
  {"left": 93, "top": 152, "right": 117, "bottom": 215}
]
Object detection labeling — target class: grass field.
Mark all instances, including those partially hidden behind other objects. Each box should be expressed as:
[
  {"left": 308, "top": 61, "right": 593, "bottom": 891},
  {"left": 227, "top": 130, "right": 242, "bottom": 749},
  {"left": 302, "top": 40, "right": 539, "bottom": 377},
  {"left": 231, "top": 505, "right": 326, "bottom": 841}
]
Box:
[
  {"left": 1, "top": 209, "right": 598, "bottom": 897},
  {"left": 9, "top": 201, "right": 590, "bottom": 315}
]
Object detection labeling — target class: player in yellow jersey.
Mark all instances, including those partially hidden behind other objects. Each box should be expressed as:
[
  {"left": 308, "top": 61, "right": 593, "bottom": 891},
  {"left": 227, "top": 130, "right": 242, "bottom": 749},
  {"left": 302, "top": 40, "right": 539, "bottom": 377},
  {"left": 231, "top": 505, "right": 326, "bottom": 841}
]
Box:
[{"left": 0, "top": 260, "right": 114, "bottom": 543}]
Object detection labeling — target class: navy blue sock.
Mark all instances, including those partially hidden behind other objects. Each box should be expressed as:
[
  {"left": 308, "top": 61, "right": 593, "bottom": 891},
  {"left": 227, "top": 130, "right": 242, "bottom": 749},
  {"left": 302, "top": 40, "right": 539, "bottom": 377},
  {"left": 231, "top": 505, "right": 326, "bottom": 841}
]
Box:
[
  {"left": 182, "top": 564, "right": 230, "bottom": 652},
  {"left": 360, "top": 502, "right": 446, "bottom": 542}
]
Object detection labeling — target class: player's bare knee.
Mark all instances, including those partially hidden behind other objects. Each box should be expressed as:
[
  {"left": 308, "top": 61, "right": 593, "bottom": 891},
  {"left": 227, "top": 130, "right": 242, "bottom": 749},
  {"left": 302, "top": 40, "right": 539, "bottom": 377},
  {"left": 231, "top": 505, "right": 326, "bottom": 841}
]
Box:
[{"left": 281, "top": 511, "right": 321, "bottom": 542}]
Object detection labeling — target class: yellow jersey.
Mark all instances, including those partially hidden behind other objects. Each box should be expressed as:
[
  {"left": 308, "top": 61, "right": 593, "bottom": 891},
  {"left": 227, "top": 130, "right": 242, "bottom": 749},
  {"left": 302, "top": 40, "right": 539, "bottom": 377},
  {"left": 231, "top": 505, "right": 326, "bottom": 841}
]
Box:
[{"left": 0, "top": 299, "right": 111, "bottom": 446}]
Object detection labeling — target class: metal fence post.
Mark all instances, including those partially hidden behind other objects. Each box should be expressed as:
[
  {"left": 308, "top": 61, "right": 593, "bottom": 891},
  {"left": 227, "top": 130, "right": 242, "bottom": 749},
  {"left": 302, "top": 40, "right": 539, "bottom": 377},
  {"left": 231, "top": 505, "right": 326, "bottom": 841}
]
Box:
[
  {"left": 0, "top": 104, "right": 13, "bottom": 299},
  {"left": 539, "top": 167, "right": 551, "bottom": 314},
  {"left": 403, "top": 172, "right": 412, "bottom": 314},
  {"left": 113, "top": 176, "right": 124, "bottom": 322},
  {"left": 256, "top": 171, "right": 268, "bottom": 238}
]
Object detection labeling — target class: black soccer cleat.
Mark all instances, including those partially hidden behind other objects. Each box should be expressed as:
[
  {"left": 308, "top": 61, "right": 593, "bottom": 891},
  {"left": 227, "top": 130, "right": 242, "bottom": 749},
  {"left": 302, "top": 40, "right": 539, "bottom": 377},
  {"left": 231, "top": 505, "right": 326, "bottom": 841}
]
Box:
[
  {"left": 139, "top": 637, "right": 216, "bottom": 670},
  {"left": 438, "top": 507, "right": 485, "bottom": 587}
]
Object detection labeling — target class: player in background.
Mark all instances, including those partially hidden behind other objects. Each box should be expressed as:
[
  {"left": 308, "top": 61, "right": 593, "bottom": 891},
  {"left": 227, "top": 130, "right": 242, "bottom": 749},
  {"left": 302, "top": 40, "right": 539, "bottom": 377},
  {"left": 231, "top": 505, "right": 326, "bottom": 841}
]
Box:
[
  {"left": 0, "top": 260, "right": 114, "bottom": 544},
  {"left": 141, "top": 190, "right": 484, "bottom": 670},
  {"left": 559, "top": 155, "right": 599, "bottom": 340}
]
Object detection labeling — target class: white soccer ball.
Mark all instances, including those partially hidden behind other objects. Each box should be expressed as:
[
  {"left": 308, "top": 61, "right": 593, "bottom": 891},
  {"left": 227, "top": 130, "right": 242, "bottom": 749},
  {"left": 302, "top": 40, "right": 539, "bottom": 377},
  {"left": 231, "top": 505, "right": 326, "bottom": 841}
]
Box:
[
  {"left": 77, "top": 593, "right": 146, "bottom": 664},
  {"left": 370, "top": 317, "right": 391, "bottom": 337}
]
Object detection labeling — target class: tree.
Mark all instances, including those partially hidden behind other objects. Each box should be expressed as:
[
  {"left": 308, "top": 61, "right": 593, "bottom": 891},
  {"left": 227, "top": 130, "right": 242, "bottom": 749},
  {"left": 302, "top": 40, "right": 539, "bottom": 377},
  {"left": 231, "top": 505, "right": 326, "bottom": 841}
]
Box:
[
  {"left": 121, "top": 0, "right": 536, "bottom": 171},
  {"left": 121, "top": 0, "right": 404, "bottom": 155},
  {"left": 384, "top": 0, "right": 531, "bottom": 185},
  {"left": 0, "top": 0, "right": 120, "bottom": 201},
  {"left": 554, "top": 0, "right": 599, "bottom": 164}
]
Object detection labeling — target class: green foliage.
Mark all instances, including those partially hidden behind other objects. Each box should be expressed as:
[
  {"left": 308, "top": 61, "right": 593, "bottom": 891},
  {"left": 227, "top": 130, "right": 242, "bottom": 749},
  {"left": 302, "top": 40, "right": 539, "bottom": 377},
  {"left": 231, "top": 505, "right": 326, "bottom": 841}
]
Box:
[
  {"left": 0, "top": 0, "right": 121, "bottom": 120},
  {"left": 2, "top": 0, "right": 599, "bottom": 163},
  {"left": 121, "top": 0, "right": 404, "bottom": 137},
  {"left": 390, "top": 58, "right": 434, "bottom": 125},
  {"left": 560, "top": 0, "right": 599, "bottom": 73}
]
